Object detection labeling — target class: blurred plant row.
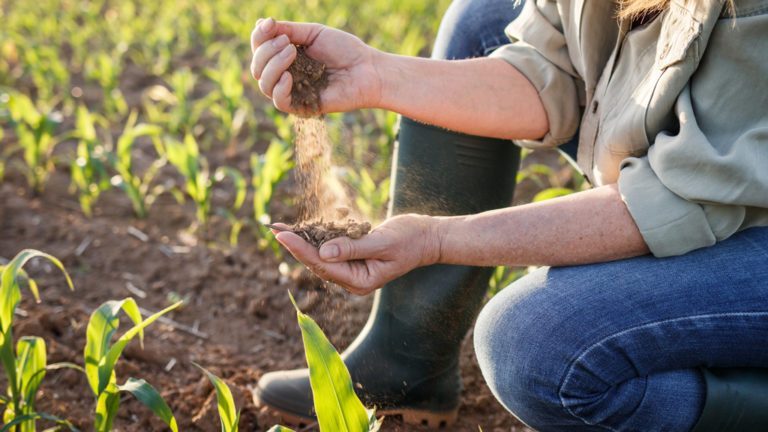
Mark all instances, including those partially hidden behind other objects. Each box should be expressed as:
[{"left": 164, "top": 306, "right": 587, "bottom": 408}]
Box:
[
  {"left": 0, "top": 0, "right": 445, "bottom": 250},
  {"left": 0, "top": 0, "right": 583, "bottom": 288}
]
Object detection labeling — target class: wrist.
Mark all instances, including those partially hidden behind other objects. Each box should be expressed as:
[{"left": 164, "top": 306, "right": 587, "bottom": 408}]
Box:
[
  {"left": 371, "top": 51, "right": 405, "bottom": 111},
  {"left": 421, "top": 215, "right": 450, "bottom": 266}
]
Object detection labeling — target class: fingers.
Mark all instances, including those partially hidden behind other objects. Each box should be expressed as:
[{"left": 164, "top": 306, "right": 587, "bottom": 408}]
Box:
[
  {"left": 256, "top": 44, "right": 296, "bottom": 98},
  {"left": 250, "top": 33, "right": 290, "bottom": 80},
  {"left": 275, "top": 232, "right": 377, "bottom": 295},
  {"left": 318, "top": 235, "right": 385, "bottom": 262},
  {"left": 271, "top": 72, "right": 293, "bottom": 111},
  {"left": 251, "top": 18, "right": 323, "bottom": 53},
  {"left": 250, "top": 18, "right": 278, "bottom": 53}
]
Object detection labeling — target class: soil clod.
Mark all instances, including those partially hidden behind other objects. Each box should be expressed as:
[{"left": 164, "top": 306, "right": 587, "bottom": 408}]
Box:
[
  {"left": 288, "top": 46, "right": 329, "bottom": 115},
  {"left": 282, "top": 218, "right": 372, "bottom": 248}
]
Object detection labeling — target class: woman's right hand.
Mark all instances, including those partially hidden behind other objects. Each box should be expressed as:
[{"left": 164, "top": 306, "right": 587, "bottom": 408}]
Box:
[{"left": 250, "top": 18, "right": 383, "bottom": 114}]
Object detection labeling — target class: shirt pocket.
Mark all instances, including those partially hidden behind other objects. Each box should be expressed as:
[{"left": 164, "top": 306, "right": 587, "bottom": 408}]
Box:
[{"left": 643, "top": 3, "right": 703, "bottom": 144}]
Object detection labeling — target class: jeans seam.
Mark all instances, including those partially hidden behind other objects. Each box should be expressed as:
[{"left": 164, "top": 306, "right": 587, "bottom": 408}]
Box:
[{"left": 557, "top": 311, "right": 768, "bottom": 430}]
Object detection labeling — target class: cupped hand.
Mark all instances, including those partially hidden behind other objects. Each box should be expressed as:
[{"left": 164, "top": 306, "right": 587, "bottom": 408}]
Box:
[
  {"left": 250, "top": 17, "right": 383, "bottom": 114},
  {"left": 273, "top": 214, "right": 442, "bottom": 296}
]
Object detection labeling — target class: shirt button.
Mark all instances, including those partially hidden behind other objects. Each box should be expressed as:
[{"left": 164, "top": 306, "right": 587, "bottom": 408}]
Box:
[{"left": 591, "top": 100, "right": 599, "bottom": 113}]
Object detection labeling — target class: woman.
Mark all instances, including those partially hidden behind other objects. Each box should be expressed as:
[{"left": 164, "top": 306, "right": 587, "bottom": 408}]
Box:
[{"left": 250, "top": 0, "right": 768, "bottom": 430}]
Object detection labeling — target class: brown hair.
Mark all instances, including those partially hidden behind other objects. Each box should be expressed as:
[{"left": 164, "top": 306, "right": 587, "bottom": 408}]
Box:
[{"left": 618, "top": 0, "right": 734, "bottom": 20}]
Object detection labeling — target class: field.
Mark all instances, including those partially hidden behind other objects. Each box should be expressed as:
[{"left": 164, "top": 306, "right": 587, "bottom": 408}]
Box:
[{"left": 0, "top": 0, "right": 578, "bottom": 430}]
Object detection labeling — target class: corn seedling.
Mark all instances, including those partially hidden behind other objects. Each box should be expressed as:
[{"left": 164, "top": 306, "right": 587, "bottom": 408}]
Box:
[
  {"left": 19, "top": 45, "right": 68, "bottom": 110},
  {"left": 108, "top": 111, "right": 165, "bottom": 218},
  {"left": 194, "top": 364, "right": 240, "bottom": 432},
  {"left": 165, "top": 134, "right": 246, "bottom": 226},
  {"left": 84, "top": 298, "right": 181, "bottom": 432},
  {"left": 84, "top": 52, "right": 127, "bottom": 119},
  {"left": 5, "top": 92, "right": 62, "bottom": 193},
  {"left": 345, "top": 168, "right": 390, "bottom": 222},
  {"left": 70, "top": 106, "right": 111, "bottom": 217},
  {"left": 251, "top": 139, "right": 293, "bottom": 252},
  {"left": 143, "top": 68, "right": 205, "bottom": 136},
  {"left": 205, "top": 50, "right": 251, "bottom": 153},
  {"left": 0, "top": 249, "right": 74, "bottom": 432},
  {"left": 287, "top": 292, "right": 381, "bottom": 432}
]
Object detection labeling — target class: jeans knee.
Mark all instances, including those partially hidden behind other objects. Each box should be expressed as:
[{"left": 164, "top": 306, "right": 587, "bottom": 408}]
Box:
[
  {"left": 474, "top": 269, "right": 573, "bottom": 429},
  {"left": 433, "top": 0, "right": 524, "bottom": 60}
]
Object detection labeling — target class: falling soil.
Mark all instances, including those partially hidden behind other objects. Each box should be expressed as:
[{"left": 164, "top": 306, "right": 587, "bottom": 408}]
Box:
[{"left": 288, "top": 47, "right": 371, "bottom": 245}]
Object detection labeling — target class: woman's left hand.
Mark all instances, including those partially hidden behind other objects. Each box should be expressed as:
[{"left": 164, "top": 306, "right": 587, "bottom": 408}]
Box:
[{"left": 273, "top": 214, "right": 441, "bottom": 295}]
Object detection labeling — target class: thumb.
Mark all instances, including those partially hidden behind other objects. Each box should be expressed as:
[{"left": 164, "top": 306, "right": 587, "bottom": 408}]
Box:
[{"left": 319, "top": 236, "right": 381, "bottom": 262}]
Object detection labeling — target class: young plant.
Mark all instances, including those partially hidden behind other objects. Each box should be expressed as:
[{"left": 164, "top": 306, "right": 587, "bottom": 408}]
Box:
[
  {"left": 284, "top": 292, "right": 381, "bottom": 432},
  {"left": 108, "top": 111, "right": 165, "bottom": 218},
  {"left": 84, "top": 51, "right": 128, "bottom": 120},
  {"left": 251, "top": 139, "right": 293, "bottom": 252},
  {"left": 205, "top": 50, "right": 251, "bottom": 153},
  {"left": 84, "top": 298, "right": 182, "bottom": 432},
  {"left": 345, "top": 168, "right": 390, "bottom": 222},
  {"left": 70, "top": 106, "right": 111, "bottom": 217},
  {"left": 5, "top": 93, "right": 62, "bottom": 193},
  {"left": 165, "top": 134, "right": 246, "bottom": 226},
  {"left": 143, "top": 68, "right": 205, "bottom": 137},
  {"left": 0, "top": 249, "right": 74, "bottom": 432},
  {"left": 194, "top": 364, "right": 240, "bottom": 432}
]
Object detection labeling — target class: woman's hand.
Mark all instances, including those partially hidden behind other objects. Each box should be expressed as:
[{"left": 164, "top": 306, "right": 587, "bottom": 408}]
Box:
[
  {"left": 250, "top": 18, "right": 383, "bottom": 114},
  {"left": 273, "top": 214, "right": 442, "bottom": 296}
]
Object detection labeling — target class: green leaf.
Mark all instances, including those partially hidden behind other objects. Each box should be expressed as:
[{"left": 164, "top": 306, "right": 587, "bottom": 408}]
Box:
[
  {"left": 1, "top": 249, "right": 73, "bottom": 333},
  {"left": 84, "top": 298, "right": 142, "bottom": 395},
  {"left": 214, "top": 167, "right": 246, "bottom": 211},
  {"left": 98, "top": 301, "right": 182, "bottom": 395},
  {"left": 0, "top": 412, "right": 79, "bottom": 432},
  {"left": 288, "top": 292, "right": 369, "bottom": 432},
  {"left": 193, "top": 363, "right": 239, "bottom": 432},
  {"left": 118, "top": 378, "right": 178, "bottom": 432},
  {"left": 16, "top": 336, "right": 46, "bottom": 407}
]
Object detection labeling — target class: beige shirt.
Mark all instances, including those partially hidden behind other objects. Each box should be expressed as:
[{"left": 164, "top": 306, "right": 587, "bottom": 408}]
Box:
[{"left": 491, "top": 0, "right": 768, "bottom": 257}]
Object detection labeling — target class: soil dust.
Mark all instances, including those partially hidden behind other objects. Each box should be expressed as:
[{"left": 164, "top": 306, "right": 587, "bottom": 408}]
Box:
[{"left": 288, "top": 46, "right": 371, "bottom": 244}]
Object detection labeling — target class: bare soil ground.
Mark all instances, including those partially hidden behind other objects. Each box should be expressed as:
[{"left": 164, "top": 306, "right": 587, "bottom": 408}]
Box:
[{"left": 0, "top": 165, "right": 530, "bottom": 431}]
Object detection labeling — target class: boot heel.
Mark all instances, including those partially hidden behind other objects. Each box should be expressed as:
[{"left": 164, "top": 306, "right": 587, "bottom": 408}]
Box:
[{"left": 380, "top": 407, "right": 458, "bottom": 429}]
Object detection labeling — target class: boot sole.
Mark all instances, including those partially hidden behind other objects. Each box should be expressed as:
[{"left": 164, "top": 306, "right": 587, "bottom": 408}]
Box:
[{"left": 254, "top": 392, "right": 458, "bottom": 429}]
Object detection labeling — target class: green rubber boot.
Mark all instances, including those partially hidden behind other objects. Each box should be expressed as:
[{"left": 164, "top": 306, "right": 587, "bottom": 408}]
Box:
[
  {"left": 254, "top": 117, "right": 520, "bottom": 428},
  {"left": 691, "top": 368, "right": 768, "bottom": 432}
]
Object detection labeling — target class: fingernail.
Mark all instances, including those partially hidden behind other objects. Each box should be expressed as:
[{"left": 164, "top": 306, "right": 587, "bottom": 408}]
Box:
[
  {"left": 261, "top": 17, "right": 274, "bottom": 33},
  {"left": 272, "top": 34, "right": 289, "bottom": 49},
  {"left": 320, "top": 244, "right": 340, "bottom": 260}
]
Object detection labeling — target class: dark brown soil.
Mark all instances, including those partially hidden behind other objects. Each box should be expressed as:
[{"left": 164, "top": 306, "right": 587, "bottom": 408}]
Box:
[
  {"left": 288, "top": 47, "right": 329, "bottom": 116},
  {"left": 280, "top": 216, "right": 372, "bottom": 248}
]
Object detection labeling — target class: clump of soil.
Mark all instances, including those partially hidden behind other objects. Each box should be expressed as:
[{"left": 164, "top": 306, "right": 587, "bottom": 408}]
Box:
[
  {"left": 289, "top": 218, "right": 372, "bottom": 248},
  {"left": 288, "top": 46, "right": 329, "bottom": 115}
]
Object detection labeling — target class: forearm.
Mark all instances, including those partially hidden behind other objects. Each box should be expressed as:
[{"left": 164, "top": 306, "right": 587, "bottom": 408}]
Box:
[
  {"left": 374, "top": 52, "right": 548, "bottom": 140},
  {"left": 434, "top": 184, "right": 650, "bottom": 267}
]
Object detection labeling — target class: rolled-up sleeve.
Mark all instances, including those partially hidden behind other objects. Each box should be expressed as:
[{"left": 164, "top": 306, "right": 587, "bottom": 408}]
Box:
[
  {"left": 489, "top": 0, "right": 582, "bottom": 148},
  {"left": 619, "top": 88, "right": 768, "bottom": 257}
]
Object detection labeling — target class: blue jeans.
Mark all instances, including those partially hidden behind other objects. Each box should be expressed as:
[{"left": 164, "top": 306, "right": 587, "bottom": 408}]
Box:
[{"left": 433, "top": 1, "right": 768, "bottom": 431}]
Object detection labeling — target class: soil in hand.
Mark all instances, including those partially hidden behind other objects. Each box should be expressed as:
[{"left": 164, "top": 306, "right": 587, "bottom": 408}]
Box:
[
  {"left": 288, "top": 46, "right": 329, "bottom": 116},
  {"left": 287, "top": 217, "right": 372, "bottom": 248}
]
